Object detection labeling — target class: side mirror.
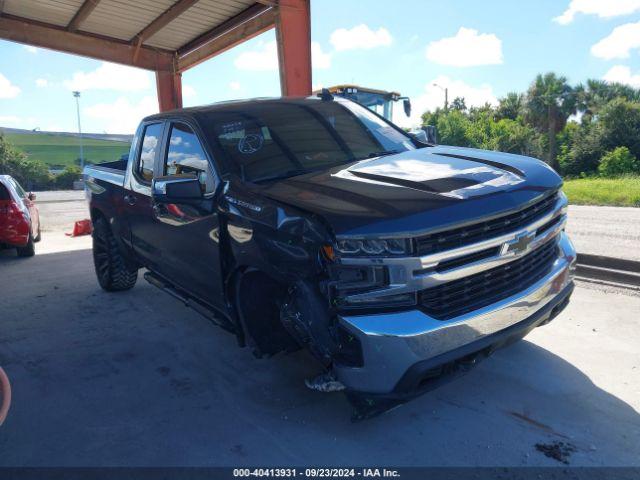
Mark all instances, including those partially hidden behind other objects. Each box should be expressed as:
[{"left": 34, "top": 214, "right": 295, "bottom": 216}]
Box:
[
  {"left": 28, "top": 192, "right": 36, "bottom": 201},
  {"left": 410, "top": 129, "right": 429, "bottom": 144},
  {"left": 152, "top": 175, "right": 203, "bottom": 205},
  {"left": 403, "top": 99, "right": 412, "bottom": 117},
  {"left": 421, "top": 125, "right": 437, "bottom": 144}
]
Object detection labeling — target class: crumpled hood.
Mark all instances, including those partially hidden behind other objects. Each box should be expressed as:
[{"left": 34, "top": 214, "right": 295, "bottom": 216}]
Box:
[{"left": 259, "top": 145, "right": 562, "bottom": 237}]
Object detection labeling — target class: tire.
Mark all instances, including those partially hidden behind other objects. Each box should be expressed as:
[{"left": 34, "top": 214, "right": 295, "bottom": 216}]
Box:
[
  {"left": 92, "top": 217, "right": 138, "bottom": 291},
  {"left": 16, "top": 234, "right": 35, "bottom": 257}
]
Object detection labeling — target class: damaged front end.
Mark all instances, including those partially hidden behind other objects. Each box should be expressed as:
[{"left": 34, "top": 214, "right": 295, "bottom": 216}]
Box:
[{"left": 225, "top": 181, "right": 576, "bottom": 421}]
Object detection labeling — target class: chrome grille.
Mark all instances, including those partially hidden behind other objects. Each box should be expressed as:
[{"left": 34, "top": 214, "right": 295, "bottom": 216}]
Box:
[
  {"left": 416, "top": 192, "right": 559, "bottom": 255},
  {"left": 420, "top": 239, "right": 559, "bottom": 320}
]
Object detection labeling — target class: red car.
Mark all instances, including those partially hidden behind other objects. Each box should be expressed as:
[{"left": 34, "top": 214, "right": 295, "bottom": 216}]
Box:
[{"left": 0, "top": 175, "right": 41, "bottom": 257}]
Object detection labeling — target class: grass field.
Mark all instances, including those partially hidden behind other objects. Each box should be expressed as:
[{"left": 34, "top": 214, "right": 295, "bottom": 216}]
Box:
[
  {"left": 6, "top": 132, "right": 130, "bottom": 168},
  {"left": 563, "top": 176, "right": 640, "bottom": 207}
]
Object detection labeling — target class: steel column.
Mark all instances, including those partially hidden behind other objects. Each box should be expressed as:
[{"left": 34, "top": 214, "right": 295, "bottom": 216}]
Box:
[
  {"left": 275, "top": 0, "right": 311, "bottom": 97},
  {"left": 156, "top": 71, "right": 183, "bottom": 112}
]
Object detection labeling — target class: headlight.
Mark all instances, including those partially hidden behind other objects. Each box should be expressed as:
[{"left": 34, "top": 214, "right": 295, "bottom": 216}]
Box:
[
  {"left": 360, "top": 239, "right": 385, "bottom": 255},
  {"left": 335, "top": 238, "right": 412, "bottom": 257}
]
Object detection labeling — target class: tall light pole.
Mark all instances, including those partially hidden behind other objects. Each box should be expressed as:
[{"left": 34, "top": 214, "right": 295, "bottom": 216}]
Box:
[
  {"left": 72, "top": 91, "right": 84, "bottom": 170},
  {"left": 433, "top": 83, "right": 449, "bottom": 111}
]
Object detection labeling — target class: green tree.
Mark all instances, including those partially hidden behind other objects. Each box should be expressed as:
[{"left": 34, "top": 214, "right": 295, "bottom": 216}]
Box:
[
  {"left": 450, "top": 97, "right": 467, "bottom": 112},
  {"left": 598, "top": 146, "right": 640, "bottom": 177},
  {"left": 491, "top": 119, "right": 544, "bottom": 157},
  {"left": 0, "top": 134, "right": 51, "bottom": 189},
  {"left": 55, "top": 165, "right": 82, "bottom": 189},
  {"left": 558, "top": 122, "right": 604, "bottom": 176},
  {"left": 496, "top": 92, "right": 524, "bottom": 121},
  {"left": 525, "top": 73, "right": 577, "bottom": 171},
  {"left": 435, "top": 110, "right": 472, "bottom": 147},
  {"left": 598, "top": 97, "right": 640, "bottom": 159},
  {"left": 575, "top": 79, "right": 640, "bottom": 122}
]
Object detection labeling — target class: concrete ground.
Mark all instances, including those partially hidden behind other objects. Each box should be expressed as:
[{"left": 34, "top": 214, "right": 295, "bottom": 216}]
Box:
[
  {"left": 33, "top": 190, "right": 88, "bottom": 234},
  {"left": 0, "top": 211, "right": 639, "bottom": 466}
]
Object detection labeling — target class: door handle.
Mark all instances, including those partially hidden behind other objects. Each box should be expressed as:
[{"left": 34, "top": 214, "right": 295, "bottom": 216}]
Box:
[{"left": 124, "top": 194, "right": 136, "bottom": 206}]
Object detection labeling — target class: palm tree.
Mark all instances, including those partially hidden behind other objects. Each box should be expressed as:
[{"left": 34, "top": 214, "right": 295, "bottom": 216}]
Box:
[
  {"left": 525, "top": 73, "right": 577, "bottom": 171},
  {"left": 575, "top": 79, "right": 640, "bottom": 122},
  {"left": 496, "top": 92, "right": 524, "bottom": 121}
]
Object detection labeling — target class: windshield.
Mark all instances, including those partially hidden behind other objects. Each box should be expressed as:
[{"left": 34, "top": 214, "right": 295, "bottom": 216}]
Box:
[{"left": 200, "top": 100, "right": 416, "bottom": 183}]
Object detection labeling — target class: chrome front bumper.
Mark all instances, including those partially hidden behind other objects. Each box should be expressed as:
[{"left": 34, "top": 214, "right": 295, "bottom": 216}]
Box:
[{"left": 334, "top": 232, "right": 577, "bottom": 394}]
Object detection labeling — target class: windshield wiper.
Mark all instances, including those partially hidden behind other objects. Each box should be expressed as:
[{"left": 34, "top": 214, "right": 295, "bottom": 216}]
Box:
[
  {"left": 356, "top": 149, "right": 400, "bottom": 161},
  {"left": 251, "top": 169, "right": 310, "bottom": 184}
]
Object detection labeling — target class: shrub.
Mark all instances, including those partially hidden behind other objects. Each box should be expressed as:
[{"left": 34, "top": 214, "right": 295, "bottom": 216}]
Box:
[
  {"left": 559, "top": 122, "right": 604, "bottom": 177},
  {"left": 599, "top": 98, "right": 640, "bottom": 159},
  {"left": 598, "top": 147, "right": 640, "bottom": 177},
  {"left": 55, "top": 165, "right": 82, "bottom": 189},
  {"left": 0, "top": 134, "right": 52, "bottom": 189}
]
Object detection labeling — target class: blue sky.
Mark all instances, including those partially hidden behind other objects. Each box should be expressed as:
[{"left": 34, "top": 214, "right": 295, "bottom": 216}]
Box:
[{"left": 2, "top": 0, "right": 640, "bottom": 133}]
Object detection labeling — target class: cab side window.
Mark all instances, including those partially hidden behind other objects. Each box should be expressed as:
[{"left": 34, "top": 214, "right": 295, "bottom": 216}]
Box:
[
  {"left": 136, "top": 123, "right": 163, "bottom": 183},
  {"left": 164, "top": 123, "right": 214, "bottom": 194}
]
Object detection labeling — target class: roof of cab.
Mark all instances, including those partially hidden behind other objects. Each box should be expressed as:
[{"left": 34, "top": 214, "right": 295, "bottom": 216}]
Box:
[{"left": 142, "top": 95, "right": 347, "bottom": 122}]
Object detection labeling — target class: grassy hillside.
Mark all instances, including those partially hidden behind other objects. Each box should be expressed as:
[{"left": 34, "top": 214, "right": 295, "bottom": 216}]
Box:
[{"left": 5, "top": 132, "right": 130, "bottom": 168}]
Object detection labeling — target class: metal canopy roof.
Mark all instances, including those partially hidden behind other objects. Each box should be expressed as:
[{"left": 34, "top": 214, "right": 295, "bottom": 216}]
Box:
[
  {"left": 0, "top": 0, "right": 311, "bottom": 111},
  {"left": 0, "top": 0, "right": 276, "bottom": 72}
]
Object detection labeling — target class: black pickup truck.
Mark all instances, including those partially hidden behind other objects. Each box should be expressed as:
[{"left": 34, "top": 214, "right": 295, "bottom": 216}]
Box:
[{"left": 85, "top": 96, "right": 576, "bottom": 416}]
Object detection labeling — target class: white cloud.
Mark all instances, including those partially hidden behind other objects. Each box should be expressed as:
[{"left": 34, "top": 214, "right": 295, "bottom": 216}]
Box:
[
  {"left": 229, "top": 81, "right": 241, "bottom": 91},
  {"left": 591, "top": 21, "right": 640, "bottom": 59},
  {"left": 235, "top": 40, "right": 278, "bottom": 71},
  {"left": 312, "top": 42, "right": 332, "bottom": 69},
  {"left": 393, "top": 75, "right": 498, "bottom": 128},
  {"left": 234, "top": 40, "right": 331, "bottom": 71},
  {"left": 182, "top": 84, "right": 196, "bottom": 98},
  {"left": 64, "top": 62, "right": 152, "bottom": 92},
  {"left": 0, "top": 115, "right": 21, "bottom": 125},
  {"left": 35, "top": 78, "right": 49, "bottom": 88},
  {"left": 0, "top": 73, "right": 21, "bottom": 99},
  {"left": 24, "top": 45, "right": 39, "bottom": 54},
  {"left": 426, "top": 27, "right": 503, "bottom": 67},
  {"left": 329, "top": 24, "right": 392, "bottom": 51},
  {"left": 554, "top": 0, "right": 640, "bottom": 24},
  {"left": 84, "top": 96, "right": 158, "bottom": 133},
  {"left": 603, "top": 65, "right": 640, "bottom": 87}
]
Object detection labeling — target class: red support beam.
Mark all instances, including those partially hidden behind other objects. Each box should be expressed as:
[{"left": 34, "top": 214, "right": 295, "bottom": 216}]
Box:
[
  {"left": 275, "top": 0, "right": 311, "bottom": 97},
  {"left": 0, "top": 14, "right": 173, "bottom": 71},
  {"left": 156, "top": 71, "right": 182, "bottom": 112}
]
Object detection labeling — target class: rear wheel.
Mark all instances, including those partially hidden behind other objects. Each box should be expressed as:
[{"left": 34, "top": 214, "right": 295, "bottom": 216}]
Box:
[
  {"left": 92, "top": 217, "right": 138, "bottom": 291},
  {"left": 16, "top": 234, "right": 35, "bottom": 257}
]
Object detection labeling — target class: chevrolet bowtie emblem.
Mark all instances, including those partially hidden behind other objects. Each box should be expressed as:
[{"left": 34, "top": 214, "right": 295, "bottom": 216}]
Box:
[{"left": 502, "top": 231, "right": 536, "bottom": 255}]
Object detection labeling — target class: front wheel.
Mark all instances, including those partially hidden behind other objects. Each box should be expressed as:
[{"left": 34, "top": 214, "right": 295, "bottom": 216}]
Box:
[{"left": 92, "top": 217, "right": 138, "bottom": 291}]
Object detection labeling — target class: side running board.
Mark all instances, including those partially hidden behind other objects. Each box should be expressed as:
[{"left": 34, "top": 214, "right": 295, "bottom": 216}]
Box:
[{"left": 143, "top": 271, "right": 237, "bottom": 334}]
